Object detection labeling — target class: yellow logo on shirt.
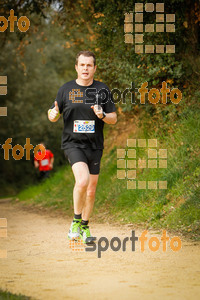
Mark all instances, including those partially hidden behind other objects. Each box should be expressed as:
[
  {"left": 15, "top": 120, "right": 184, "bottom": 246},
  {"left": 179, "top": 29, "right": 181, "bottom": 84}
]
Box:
[{"left": 69, "top": 89, "right": 83, "bottom": 103}]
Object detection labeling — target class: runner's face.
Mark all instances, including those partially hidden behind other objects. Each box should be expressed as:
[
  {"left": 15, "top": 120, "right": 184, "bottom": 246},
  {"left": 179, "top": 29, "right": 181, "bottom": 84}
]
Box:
[{"left": 75, "top": 55, "right": 96, "bottom": 82}]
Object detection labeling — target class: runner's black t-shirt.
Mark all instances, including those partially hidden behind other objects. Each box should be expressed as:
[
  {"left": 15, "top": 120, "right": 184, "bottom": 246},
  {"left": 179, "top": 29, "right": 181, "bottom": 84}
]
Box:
[{"left": 50, "top": 80, "right": 116, "bottom": 149}]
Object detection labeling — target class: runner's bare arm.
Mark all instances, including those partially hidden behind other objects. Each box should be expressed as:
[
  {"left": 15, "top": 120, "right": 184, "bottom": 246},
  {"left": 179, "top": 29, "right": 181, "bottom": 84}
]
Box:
[
  {"left": 101, "top": 112, "right": 117, "bottom": 125},
  {"left": 91, "top": 106, "right": 117, "bottom": 124},
  {"left": 50, "top": 157, "right": 54, "bottom": 169},
  {"left": 34, "top": 160, "right": 39, "bottom": 168}
]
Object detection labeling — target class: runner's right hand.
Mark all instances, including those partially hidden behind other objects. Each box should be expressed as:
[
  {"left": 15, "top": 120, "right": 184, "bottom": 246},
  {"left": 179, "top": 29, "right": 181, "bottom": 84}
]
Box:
[{"left": 48, "top": 101, "right": 60, "bottom": 122}]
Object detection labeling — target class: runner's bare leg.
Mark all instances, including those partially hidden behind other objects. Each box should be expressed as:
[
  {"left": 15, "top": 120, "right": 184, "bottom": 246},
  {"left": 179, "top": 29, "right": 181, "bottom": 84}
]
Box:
[
  {"left": 72, "top": 162, "right": 90, "bottom": 214},
  {"left": 82, "top": 174, "right": 99, "bottom": 220}
]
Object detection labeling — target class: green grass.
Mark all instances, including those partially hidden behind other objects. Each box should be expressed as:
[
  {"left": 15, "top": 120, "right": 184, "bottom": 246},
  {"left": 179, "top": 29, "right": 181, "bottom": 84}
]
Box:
[
  {"left": 17, "top": 166, "right": 74, "bottom": 208},
  {"left": 0, "top": 289, "right": 31, "bottom": 300},
  {"left": 17, "top": 98, "right": 200, "bottom": 240}
]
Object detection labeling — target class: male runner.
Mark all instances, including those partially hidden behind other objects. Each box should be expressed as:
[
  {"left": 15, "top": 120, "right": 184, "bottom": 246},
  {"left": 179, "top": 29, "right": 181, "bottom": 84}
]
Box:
[{"left": 48, "top": 51, "right": 117, "bottom": 243}]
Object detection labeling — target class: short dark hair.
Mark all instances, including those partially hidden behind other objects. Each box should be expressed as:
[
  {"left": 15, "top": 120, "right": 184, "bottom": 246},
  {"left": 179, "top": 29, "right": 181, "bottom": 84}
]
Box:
[
  {"left": 40, "top": 142, "right": 45, "bottom": 147},
  {"left": 76, "top": 51, "right": 96, "bottom": 66}
]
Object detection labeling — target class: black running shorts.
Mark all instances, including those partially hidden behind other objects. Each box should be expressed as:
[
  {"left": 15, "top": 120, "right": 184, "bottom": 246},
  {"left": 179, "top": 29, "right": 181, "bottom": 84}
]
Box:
[{"left": 64, "top": 148, "right": 103, "bottom": 175}]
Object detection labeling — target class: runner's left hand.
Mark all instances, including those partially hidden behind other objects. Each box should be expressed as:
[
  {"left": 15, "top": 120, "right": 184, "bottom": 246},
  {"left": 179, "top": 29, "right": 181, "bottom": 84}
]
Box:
[{"left": 91, "top": 105, "right": 103, "bottom": 119}]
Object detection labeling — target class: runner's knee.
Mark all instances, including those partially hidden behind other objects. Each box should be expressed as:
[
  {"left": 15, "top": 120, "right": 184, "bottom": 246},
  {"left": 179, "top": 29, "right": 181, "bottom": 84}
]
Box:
[
  {"left": 75, "top": 178, "right": 89, "bottom": 191},
  {"left": 87, "top": 187, "right": 96, "bottom": 198}
]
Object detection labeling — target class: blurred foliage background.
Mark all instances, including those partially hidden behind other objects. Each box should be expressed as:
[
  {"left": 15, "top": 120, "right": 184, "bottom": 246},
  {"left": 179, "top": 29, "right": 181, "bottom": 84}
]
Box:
[{"left": 0, "top": 0, "right": 199, "bottom": 195}]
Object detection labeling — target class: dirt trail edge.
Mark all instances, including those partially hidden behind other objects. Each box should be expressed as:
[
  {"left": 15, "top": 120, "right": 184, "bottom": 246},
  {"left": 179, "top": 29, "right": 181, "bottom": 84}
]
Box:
[{"left": 0, "top": 200, "right": 200, "bottom": 300}]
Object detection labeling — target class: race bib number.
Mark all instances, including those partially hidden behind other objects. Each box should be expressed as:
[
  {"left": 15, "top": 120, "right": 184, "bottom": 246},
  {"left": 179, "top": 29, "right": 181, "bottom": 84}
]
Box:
[
  {"left": 41, "top": 159, "right": 49, "bottom": 166},
  {"left": 73, "top": 120, "right": 95, "bottom": 133}
]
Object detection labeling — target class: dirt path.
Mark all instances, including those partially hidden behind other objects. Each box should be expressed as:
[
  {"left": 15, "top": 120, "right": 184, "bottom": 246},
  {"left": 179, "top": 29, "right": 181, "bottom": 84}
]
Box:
[{"left": 0, "top": 200, "right": 200, "bottom": 300}]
